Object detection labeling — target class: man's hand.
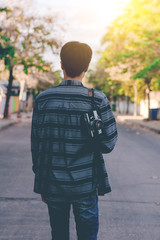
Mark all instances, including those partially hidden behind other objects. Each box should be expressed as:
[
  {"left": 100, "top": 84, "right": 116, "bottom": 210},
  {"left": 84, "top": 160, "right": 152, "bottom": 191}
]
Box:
[{"left": 41, "top": 194, "right": 47, "bottom": 204}]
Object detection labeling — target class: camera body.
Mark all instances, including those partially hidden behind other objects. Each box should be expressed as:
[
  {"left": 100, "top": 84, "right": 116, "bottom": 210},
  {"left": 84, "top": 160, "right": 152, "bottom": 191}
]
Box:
[{"left": 83, "top": 110, "right": 103, "bottom": 138}]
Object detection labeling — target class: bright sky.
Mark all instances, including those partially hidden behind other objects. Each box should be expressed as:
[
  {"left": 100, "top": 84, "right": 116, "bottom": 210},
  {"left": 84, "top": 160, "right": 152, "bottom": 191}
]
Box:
[{"left": 34, "top": 0, "right": 130, "bottom": 70}]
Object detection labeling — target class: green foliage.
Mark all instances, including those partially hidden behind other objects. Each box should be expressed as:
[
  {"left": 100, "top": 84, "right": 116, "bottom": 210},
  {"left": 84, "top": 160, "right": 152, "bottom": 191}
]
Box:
[
  {"left": 36, "top": 65, "right": 44, "bottom": 71},
  {"left": 0, "top": 33, "right": 15, "bottom": 70},
  {"left": 136, "top": 79, "right": 146, "bottom": 102},
  {"left": 0, "top": 33, "right": 10, "bottom": 42},
  {"left": 12, "top": 56, "right": 17, "bottom": 65},
  {"left": 22, "top": 42, "right": 26, "bottom": 49},
  {"left": 122, "top": 81, "right": 134, "bottom": 100},
  {"left": 115, "top": 52, "right": 138, "bottom": 62},
  {"left": 0, "top": 5, "right": 61, "bottom": 76},
  {"left": 0, "top": 5, "right": 62, "bottom": 118},
  {"left": 0, "top": 8, "right": 11, "bottom": 13},
  {"left": 88, "top": 68, "right": 124, "bottom": 101},
  {"left": 150, "top": 78, "right": 160, "bottom": 91},
  {"left": 51, "top": 70, "right": 62, "bottom": 86},
  {"left": 95, "top": 0, "right": 160, "bottom": 104},
  {"left": 132, "top": 58, "right": 160, "bottom": 79}
]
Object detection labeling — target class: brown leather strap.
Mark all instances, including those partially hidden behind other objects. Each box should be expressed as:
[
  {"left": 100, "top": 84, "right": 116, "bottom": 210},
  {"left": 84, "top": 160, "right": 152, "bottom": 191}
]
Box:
[{"left": 88, "top": 88, "right": 93, "bottom": 97}]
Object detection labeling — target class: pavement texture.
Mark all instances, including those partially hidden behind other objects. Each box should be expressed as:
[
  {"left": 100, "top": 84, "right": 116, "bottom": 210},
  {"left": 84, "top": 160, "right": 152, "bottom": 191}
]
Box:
[
  {"left": 116, "top": 114, "right": 160, "bottom": 134},
  {"left": 0, "top": 120, "right": 160, "bottom": 240},
  {"left": 0, "top": 112, "right": 32, "bottom": 131}
]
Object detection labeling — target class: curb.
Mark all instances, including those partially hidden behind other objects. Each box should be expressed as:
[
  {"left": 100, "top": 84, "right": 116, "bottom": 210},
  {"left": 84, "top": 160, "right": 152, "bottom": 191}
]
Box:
[
  {"left": 117, "top": 118, "right": 160, "bottom": 134},
  {"left": 127, "top": 121, "right": 160, "bottom": 134},
  {"left": 0, "top": 112, "right": 32, "bottom": 132},
  {"left": 0, "top": 120, "right": 20, "bottom": 132}
]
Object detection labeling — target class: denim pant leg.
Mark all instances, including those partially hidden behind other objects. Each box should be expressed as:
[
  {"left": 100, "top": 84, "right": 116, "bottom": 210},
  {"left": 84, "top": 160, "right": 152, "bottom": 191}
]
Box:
[
  {"left": 47, "top": 201, "right": 71, "bottom": 240},
  {"left": 72, "top": 194, "right": 99, "bottom": 240}
]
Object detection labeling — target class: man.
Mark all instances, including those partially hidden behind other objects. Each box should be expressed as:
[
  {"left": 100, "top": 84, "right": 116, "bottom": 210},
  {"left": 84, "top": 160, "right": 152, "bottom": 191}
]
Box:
[{"left": 31, "top": 41, "right": 117, "bottom": 240}]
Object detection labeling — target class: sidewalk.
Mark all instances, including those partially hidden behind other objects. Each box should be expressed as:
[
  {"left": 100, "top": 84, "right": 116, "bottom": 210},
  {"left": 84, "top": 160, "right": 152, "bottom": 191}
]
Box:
[
  {"left": 0, "top": 112, "right": 32, "bottom": 132},
  {"left": 116, "top": 114, "right": 160, "bottom": 134}
]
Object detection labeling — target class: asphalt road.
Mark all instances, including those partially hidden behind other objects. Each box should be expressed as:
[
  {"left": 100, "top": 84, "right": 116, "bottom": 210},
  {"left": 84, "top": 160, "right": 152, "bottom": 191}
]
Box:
[{"left": 0, "top": 121, "right": 160, "bottom": 240}]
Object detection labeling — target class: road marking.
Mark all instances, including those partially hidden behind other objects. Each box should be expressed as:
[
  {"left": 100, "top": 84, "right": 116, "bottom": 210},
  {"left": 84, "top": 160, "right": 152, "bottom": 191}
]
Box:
[
  {"left": 0, "top": 197, "right": 159, "bottom": 206},
  {"left": 99, "top": 199, "right": 160, "bottom": 205}
]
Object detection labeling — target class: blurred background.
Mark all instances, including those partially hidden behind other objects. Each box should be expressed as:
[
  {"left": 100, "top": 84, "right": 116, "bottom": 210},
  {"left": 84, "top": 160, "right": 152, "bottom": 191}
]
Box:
[
  {"left": 0, "top": 0, "right": 160, "bottom": 239},
  {"left": 0, "top": 0, "right": 160, "bottom": 120}
]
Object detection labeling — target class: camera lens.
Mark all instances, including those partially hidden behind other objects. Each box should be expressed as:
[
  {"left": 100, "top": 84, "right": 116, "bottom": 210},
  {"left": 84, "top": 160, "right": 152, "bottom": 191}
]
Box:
[{"left": 95, "top": 120, "right": 103, "bottom": 129}]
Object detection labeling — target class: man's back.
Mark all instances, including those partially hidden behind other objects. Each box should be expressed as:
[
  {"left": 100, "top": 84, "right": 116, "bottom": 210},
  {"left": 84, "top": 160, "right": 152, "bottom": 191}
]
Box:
[{"left": 31, "top": 79, "right": 117, "bottom": 198}]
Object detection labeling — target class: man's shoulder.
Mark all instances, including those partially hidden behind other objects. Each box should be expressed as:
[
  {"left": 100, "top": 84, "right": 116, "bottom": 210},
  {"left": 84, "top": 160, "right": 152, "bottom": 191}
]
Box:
[
  {"left": 35, "top": 84, "right": 106, "bottom": 103},
  {"left": 35, "top": 86, "right": 59, "bottom": 101},
  {"left": 93, "top": 89, "right": 106, "bottom": 100}
]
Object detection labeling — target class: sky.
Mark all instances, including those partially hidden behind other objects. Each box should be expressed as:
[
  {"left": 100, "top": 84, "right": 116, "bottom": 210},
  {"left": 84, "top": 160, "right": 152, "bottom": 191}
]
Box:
[
  {"left": 3, "top": 0, "right": 131, "bottom": 69},
  {"left": 31, "top": 0, "right": 130, "bottom": 70},
  {"left": 2, "top": 0, "right": 130, "bottom": 70}
]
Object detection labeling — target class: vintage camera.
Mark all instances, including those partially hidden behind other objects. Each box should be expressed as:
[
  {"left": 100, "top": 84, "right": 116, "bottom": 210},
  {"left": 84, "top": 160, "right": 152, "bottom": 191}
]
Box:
[{"left": 83, "top": 110, "right": 103, "bottom": 138}]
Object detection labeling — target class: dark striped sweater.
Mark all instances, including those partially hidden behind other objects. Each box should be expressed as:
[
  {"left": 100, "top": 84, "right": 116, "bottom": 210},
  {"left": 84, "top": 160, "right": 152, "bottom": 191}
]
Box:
[{"left": 31, "top": 79, "right": 118, "bottom": 198}]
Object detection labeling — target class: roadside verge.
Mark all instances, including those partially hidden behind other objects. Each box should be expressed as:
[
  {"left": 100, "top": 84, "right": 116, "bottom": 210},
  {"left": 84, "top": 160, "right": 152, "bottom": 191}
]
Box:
[
  {"left": 0, "top": 112, "right": 32, "bottom": 132},
  {"left": 116, "top": 115, "right": 160, "bottom": 134}
]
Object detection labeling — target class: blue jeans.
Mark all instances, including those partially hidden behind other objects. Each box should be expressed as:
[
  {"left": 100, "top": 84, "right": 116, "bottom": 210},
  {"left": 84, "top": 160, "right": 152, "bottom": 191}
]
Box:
[{"left": 46, "top": 194, "right": 99, "bottom": 240}]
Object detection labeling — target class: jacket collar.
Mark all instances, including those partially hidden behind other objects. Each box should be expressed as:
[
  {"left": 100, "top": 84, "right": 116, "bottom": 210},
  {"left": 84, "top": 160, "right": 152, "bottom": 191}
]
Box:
[{"left": 59, "top": 79, "right": 83, "bottom": 86}]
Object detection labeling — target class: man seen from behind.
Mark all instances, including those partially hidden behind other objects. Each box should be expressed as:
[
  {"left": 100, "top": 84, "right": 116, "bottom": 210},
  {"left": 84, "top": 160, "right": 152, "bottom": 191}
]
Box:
[{"left": 31, "top": 41, "right": 118, "bottom": 240}]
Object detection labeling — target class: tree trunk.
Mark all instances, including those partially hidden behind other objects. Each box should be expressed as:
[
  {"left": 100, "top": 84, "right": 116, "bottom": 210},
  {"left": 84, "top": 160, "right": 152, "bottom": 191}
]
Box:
[
  {"left": 27, "top": 88, "right": 33, "bottom": 112},
  {"left": 146, "top": 84, "right": 150, "bottom": 120},
  {"left": 3, "top": 66, "right": 14, "bottom": 119},
  {"left": 126, "top": 96, "right": 130, "bottom": 115},
  {"left": 117, "top": 97, "right": 121, "bottom": 114},
  {"left": 133, "top": 80, "right": 138, "bottom": 116}
]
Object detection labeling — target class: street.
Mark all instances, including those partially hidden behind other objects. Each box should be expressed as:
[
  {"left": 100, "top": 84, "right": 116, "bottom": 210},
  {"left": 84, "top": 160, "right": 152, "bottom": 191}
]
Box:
[{"left": 0, "top": 121, "right": 160, "bottom": 240}]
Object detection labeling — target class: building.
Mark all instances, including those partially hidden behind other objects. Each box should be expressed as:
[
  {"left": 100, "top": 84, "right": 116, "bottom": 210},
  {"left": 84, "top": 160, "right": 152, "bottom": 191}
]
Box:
[{"left": 140, "top": 91, "right": 160, "bottom": 119}]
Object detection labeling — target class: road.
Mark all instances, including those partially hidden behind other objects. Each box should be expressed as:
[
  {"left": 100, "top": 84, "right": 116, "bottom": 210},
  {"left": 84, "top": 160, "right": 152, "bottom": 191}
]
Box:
[{"left": 0, "top": 121, "right": 160, "bottom": 240}]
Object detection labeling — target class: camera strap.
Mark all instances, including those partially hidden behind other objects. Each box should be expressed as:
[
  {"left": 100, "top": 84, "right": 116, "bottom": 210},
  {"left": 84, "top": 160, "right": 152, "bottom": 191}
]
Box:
[{"left": 88, "top": 88, "right": 96, "bottom": 110}]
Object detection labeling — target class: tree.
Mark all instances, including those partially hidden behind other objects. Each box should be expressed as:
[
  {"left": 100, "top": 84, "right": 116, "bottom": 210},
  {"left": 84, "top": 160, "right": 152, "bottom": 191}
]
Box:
[
  {"left": 88, "top": 67, "right": 124, "bottom": 112},
  {"left": 104, "top": 60, "right": 142, "bottom": 115},
  {"left": 132, "top": 57, "right": 160, "bottom": 119},
  {"left": 28, "top": 69, "right": 63, "bottom": 93},
  {"left": 97, "top": 0, "right": 160, "bottom": 117},
  {"left": 0, "top": 3, "right": 62, "bottom": 118}
]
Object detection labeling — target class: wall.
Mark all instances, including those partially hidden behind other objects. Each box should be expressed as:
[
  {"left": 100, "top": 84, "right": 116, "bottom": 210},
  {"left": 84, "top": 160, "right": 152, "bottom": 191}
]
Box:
[
  {"left": 115, "top": 100, "right": 140, "bottom": 115},
  {"left": 140, "top": 91, "right": 160, "bottom": 118},
  {"left": 0, "top": 96, "right": 19, "bottom": 118}
]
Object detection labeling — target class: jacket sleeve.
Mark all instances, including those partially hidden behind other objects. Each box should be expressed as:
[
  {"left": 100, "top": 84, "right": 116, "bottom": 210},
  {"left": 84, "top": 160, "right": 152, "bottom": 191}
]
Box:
[
  {"left": 96, "top": 96, "right": 118, "bottom": 153},
  {"left": 31, "top": 99, "right": 39, "bottom": 174}
]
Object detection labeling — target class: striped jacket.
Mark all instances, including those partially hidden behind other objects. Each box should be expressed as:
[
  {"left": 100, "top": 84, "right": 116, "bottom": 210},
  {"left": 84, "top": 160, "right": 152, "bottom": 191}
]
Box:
[{"left": 31, "top": 79, "right": 118, "bottom": 198}]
